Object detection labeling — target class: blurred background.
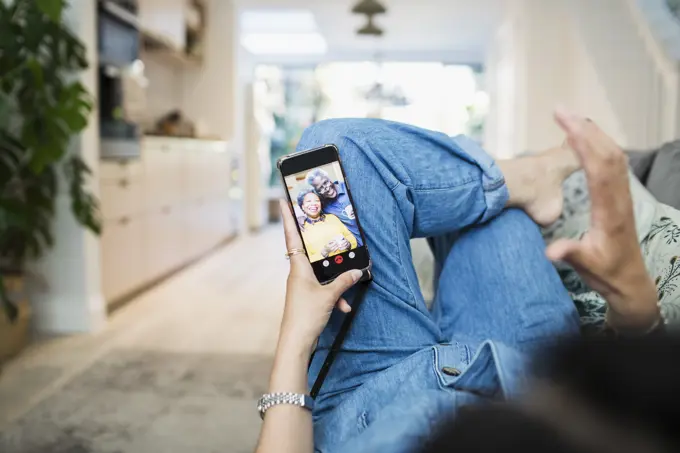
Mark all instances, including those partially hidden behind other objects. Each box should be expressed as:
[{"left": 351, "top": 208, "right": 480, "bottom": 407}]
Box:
[{"left": 1, "top": 0, "right": 680, "bottom": 451}]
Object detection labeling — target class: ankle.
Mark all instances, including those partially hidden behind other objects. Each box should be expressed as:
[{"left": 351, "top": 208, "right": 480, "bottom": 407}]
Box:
[
  {"left": 550, "top": 144, "right": 581, "bottom": 180},
  {"left": 499, "top": 158, "right": 538, "bottom": 209}
]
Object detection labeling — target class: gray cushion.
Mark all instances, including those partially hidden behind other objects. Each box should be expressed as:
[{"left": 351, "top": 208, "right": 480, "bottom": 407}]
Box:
[
  {"left": 626, "top": 150, "right": 657, "bottom": 184},
  {"left": 645, "top": 140, "right": 680, "bottom": 210}
]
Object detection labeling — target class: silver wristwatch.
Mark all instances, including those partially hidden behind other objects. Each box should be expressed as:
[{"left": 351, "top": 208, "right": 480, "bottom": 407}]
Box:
[{"left": 257, "top": 392, "right": 315, "bottom": 419}]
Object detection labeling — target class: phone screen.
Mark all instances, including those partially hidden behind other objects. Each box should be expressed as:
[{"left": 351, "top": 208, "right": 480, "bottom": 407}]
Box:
[{"left": 280, "top": 145, "right": 370, "bottom": 284}]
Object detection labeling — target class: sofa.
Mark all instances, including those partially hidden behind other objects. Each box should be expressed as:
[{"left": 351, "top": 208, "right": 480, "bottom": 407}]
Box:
[{"left": 628, "top": 140, "right": 680, "bottom": 210}]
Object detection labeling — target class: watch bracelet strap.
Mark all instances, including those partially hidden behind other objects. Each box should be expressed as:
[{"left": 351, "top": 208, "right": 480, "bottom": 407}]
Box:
[{"left": 257, "top": 392, "right": 314, "bottom": 420}]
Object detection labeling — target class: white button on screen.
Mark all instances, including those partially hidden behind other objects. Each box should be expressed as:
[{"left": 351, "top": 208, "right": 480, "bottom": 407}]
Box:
[
  {"left": 349, "top": 252, "right": 356, "bottom": 259},
  {"left": 322, "top": 260, "right": 330, "bottom": 267}
]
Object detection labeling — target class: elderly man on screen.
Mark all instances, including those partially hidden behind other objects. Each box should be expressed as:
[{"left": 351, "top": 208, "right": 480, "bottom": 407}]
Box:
[{"left": 306, "top": 168, "right": 364, "bottom": 246}]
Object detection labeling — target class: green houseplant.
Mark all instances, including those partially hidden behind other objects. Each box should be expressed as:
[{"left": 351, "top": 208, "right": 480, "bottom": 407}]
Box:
[{"left": 0, "top": 0, "right": 101, "bottom": 333}]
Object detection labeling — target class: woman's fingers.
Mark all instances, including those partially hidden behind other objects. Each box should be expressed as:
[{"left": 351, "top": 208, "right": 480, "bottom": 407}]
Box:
[
  {"left": 279, "top": 200, "right": 313, "bottom": 275},
  {"left": 280, "top": 199, "right": 304, "bottom": 248},
  {"left": 554, "top": 107, "right": 581, "bottom": 137},
  {"left": 327, "top": 269, "right": 363, "bottom": 299},
  {"left": 554, "top": 108, "right": 633, "bottom": 233},
  {"left": 336, "top": 297, "right": 352, "bottom": 313},
  {"left": 546, "top": 238, "right": 589, "bottom": 268}
]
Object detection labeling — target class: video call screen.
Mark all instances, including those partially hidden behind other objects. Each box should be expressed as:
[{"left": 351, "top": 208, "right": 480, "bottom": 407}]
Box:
[{"left": 285, "top": 162, "right": 363, "bottom": 264}]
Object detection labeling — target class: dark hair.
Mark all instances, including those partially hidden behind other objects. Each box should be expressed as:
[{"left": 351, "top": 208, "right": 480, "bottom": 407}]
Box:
[
  {"left": 422, "top": 406, "right": 600, "bottom": 453},
  {"left": 421, "top": 336, "right": 680, "bottom": 453},
  {"left": 297, "top": 188, "right": 320, "bottom": 209}
]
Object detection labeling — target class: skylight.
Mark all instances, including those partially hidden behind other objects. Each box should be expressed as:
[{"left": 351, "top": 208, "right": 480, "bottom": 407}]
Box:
[{"left": 240, "top": 9, "right": 327, "bottom": 55}]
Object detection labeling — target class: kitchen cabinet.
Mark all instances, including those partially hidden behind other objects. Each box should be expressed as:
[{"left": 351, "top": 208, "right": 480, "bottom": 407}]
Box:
[
  {"left": 100, "top": 137, "right": 234, "bottom": 306},
  {"left": 100, "top": 178, "right": 145, "bottom": 221},
  {"left": 100, "top": 159, "right": 143, "bottom": 182},
  {"left": 143, "top": 139, "right": 183, "bottom": 210},
  {"left": 145, "top": 204, "right": 186, "bottom": 280},
  {"left": 138, "top": 0, "right": 187, "bottom": 51},
  {"left": 100, "top": 215, "right": 146, "bottom": 302}
]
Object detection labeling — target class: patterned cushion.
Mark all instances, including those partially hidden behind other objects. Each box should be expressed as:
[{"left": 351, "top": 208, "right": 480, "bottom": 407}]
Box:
[{"left": 542, "top": 170, "right": 680, "bottom": 334}]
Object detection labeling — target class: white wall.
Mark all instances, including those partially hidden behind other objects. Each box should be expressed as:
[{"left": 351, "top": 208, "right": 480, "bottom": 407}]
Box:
[
  {"left": 567, "top": 27, "right": 628, "bottom": 146},
  {"left": 139, "top": 0, "right": 236, "bottom": 140},
  {"left": 485, "top": 0, "right": 627, "bottom": 155},
  {"left": 484, "top": 20, "right": 521, "bottom": 158},
  {"left": 182, "top": 0, "right": 236, "bottom": 139},
  {"left": 520, "top": 0, "right": 573, "bottom": 152},
  {"left": 141, "top": 51, "right": 184, "bottom": 126}
]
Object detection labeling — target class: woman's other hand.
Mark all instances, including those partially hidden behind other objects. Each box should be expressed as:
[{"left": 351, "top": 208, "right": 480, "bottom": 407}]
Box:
[
  {"left": 547, "top": 109, "right": 660, "bottom": 333},
  {"left": 279, "top": 200, "right": 363, "bottom": 353}
]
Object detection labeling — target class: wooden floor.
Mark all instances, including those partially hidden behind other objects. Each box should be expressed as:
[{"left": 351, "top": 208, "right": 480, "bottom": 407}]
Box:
[{"left": 0, "top": 226, "right": 287, "bottom": 429}]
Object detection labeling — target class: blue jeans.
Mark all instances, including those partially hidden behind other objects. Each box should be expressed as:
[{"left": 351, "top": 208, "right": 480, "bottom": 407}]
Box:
[{"left": 297, "top": 119, "right": 580, "bottom": 453}]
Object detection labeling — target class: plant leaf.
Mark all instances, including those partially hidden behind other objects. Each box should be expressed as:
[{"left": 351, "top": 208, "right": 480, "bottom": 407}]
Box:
[
  {"left": 26, "top": 57, "right": 45, "bottom": 89},
  {"left": 35, "top": 0, "right": 63, "bottom": 23},
  {"left": 64, "top": 157, "right": 102, "bottom": 235},
  {"left": 1, "top": 0, "right": 100, "bottom": 268},
  {"left": 0, "top": 92, "right": 14, "bottom": 130}
]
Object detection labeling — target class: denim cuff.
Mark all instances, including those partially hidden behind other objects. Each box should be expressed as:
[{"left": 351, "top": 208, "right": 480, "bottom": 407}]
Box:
[{"left": 451, "top": 135, "right": 509, "bottom": 223}]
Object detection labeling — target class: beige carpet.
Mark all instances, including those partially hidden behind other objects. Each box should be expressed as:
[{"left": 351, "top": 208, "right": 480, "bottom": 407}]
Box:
[{"left": 0, "top": 350, "right": 271, "bottom": 453}]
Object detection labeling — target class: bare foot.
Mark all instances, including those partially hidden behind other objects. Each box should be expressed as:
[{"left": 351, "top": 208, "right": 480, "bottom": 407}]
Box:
[{"left": 499, "top": 145, "right": 581, "bottom": 226}]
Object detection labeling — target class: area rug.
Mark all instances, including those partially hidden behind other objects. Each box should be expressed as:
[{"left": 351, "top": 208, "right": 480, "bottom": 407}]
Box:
[{"left": 0, "top": 350, "right": 273, "bottom": 453}]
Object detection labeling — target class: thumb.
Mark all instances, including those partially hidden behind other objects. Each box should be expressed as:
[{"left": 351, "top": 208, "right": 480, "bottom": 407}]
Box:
[
  {"left": 546, "top": 239, "right": 588, "bottom": 266},
  {"left": 327, "top": 269, "right": 364, "bottom": 298}
]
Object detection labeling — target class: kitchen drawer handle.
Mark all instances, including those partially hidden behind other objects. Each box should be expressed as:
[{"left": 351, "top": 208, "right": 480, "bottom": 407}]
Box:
[
  {"left": 161, "top": 144, "right": 170, "bottom": 152},
  {"left": 119, "top": 216, "right": 130, "bottom": 226},
  {"left": 162, "top": 206, "right": 172, "bottom": 214},
  {"left": 118, "top": 178, "right": 129, "bottom": 188}
]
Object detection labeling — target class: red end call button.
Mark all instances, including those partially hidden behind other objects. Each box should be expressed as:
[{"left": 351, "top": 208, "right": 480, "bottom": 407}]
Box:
[{"left": 334, "top": 256, "right": 344, "bottom": 264}]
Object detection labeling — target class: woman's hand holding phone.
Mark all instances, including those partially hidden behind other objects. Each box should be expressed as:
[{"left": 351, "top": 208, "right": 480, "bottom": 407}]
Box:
[
  {"left": 278, "top": 200, "right": 363, "bottom": 355},
  {"left": 259, "top": 202, "right": 362, "bottom": 453}
]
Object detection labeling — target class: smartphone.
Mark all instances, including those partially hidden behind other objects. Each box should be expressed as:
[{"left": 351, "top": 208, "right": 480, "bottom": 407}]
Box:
[{"left": 278, "top": 144, "right": 371, "bottom": 284}]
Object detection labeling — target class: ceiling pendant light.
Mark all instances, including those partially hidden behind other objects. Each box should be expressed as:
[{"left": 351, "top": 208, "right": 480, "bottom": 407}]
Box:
[
  {"left": 357, "top": 16, "right": 383, "bottom": 36},
  {"left": 352, "top": 0, "right": 387, "bottom": 16}
]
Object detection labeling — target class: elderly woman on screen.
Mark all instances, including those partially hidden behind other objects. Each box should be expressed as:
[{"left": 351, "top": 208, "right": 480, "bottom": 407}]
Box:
[{"left": 297, "top": 188, "right": 357, "bottom": 262}]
